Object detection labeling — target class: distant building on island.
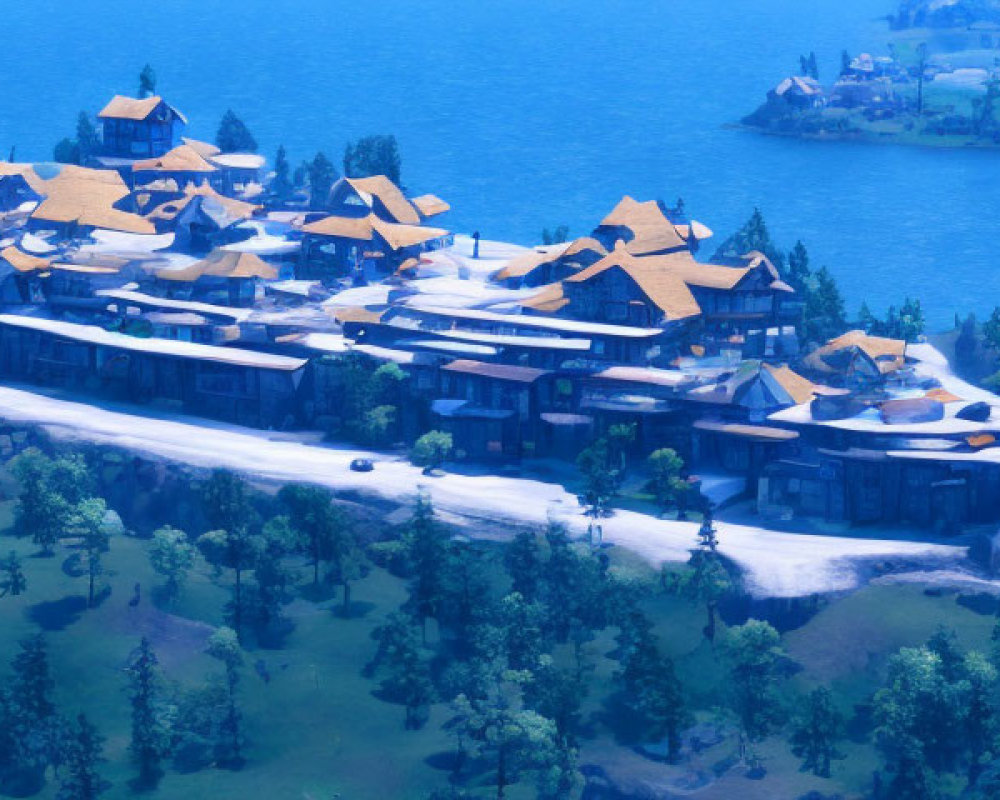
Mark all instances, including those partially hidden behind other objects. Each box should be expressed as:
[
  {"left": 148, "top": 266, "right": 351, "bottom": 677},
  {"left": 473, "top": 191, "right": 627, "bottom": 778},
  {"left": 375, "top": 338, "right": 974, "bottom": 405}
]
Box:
[{"left": 97, "top": 95, "right": 187, "bottom": 161}]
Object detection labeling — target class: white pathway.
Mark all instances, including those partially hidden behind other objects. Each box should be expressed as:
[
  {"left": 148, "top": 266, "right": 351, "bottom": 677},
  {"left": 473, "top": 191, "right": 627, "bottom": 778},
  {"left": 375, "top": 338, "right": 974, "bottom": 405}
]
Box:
[{"left": 0, "top": 384, "right": 965, "bottom": 599}]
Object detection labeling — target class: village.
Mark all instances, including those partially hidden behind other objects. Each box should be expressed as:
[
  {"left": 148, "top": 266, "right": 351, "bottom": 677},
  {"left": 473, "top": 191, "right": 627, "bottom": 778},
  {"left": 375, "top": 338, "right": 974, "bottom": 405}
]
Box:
[{"left": 0, "top": 89, "right": 998, "bottom": 538}]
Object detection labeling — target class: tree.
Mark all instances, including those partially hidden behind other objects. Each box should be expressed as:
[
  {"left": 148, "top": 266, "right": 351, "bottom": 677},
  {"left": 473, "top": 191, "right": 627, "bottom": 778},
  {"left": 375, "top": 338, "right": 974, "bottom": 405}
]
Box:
[
  {"left": 672, "top": 512, "right": 731, "bottom": 641},
  {"left": 197, "top": 527, "right": 265, "bottom": 639},
  {"left": 790, "top": 687, "right": 843, "bottom": 777},
  {"left": 271, "top": 145, "right": 293, "bottom": 203},
  {"left": 57, "top": 715, "right": 106, "bottom": 800},
  {"left": 955, "top": 313, "right": 979, "bottom": 368},
  {"left": 984, "top": 307, "right": 1000, "bottom": 353},
  {"left": 874, "top": 646, "right": 963, "bottom": 795},
  {"left": 723, "top": 620, "right": 785, "bottom": 744},
  {"left": 576, "top": 437, "right": 620, "bottom": 511},
  {"left": 897, "top": 297, "right": 925, "bottom": 342},
  {"left": 614, "top": 622, "right": 686, "bottom": 759},
  {"left": 11, "top": 449, "right": 72, "bottom": 556},
  {"left": 450, "top": 692, "right": 561, "bottom": 800},
  {"left": 138, "top": 64, "right": 157, "bottom": 98},
  {"left": 367, "top": 614, "right": 435, "bottom": 729},
  {"left": 200, "top": 470, "right": 254, "bottom": 533},
  {"left": 307, "top": 151, "right": 337, "bottom": 209},
  {"left": 205, "top": 628, "right": 244, "bottom": 766},
  {"left": 215, "top": 110, "right": 258, "bottom": 153},
  {"left": 0, "top": 550, "right": 27, "bottom": 597},
  {"left": 248, "top": 516, "right": 297, "bottom": 632},
  {"left": 149, "top": 526, "right": 196, "bottom": 600},
  {"left": 401, "top": 492, "right": 450, "bottom": 641},
  {"left": 53, "top": 138, "right": 80, "bottom": 165},
  {"left": 2, "top": 635, "right": 59, "bottom": 783},
  {"left": 802, "top": 266, "right": 847, "bottom": 345},
  {"left": 411, "top": 431, "right": 453, "bottom": 475},
  {"left": 76, "top": 113, "right": 99, "bottom": 164},
  {"left": 645, "top": 448, "right": 688, "bottom": 517},
  {"left": 125, "top": 638, "right": 171, "bottom": 787},
  {"left": 787, "top": 240, "right": 812, "bottom": 293},
  {"left": 68, "top": 498, "right": 113, "bottom": 607},
  {"left": 711, "top": 207, "right": 787, "bottom": 275},
  {"left": 523, "top": 655, "right": 585, "bottom": 745},
  {"left": 499, "top": 592, "right": 547, "bottom": 671},
  {"left": 504, "top": 530, "right": 543, "bottom": 603},
  {"left": 964, "top": 651, "right": 997, "bottom": 788},
  {"left": 278, "top": 484, "right": 345, "bottom": 586},
  {"left": 343, "top": 134, "right": 402, "bottom": 185}
]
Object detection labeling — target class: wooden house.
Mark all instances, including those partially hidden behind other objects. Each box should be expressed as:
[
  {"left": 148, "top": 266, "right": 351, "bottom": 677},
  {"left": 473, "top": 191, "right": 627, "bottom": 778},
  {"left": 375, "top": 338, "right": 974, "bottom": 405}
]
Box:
[
  {"left": 493, "top": 238, "right": 608, "bottom": 289},
  {"left": 591, "top": 196, "right": 711, "bottom": 256},
  {"left": 555, "top": 246, "right": 797, "bottom": 345},
  {"left": 132, "top": 145, "right": 217, "bottom": 191},
  {"left": 300, "top": 213, "right": 450, "bottom": 280},
  {"left": 97, "top": 95, "right": 187, "bottom": 160},
  {"left": 0, "top": 314, "right": 305, "bottom": 428},
  {"left": 145, "top": 184, "right": 261, "bottom": 252},
  {"left": 155, "top": 250, "right": 277, "bottom": 306},
  {"left": 327, "top": 176, "right": 421, "bottom": 224},
  {"left": 208, "top": 152, "right": 266, "bottom": 199},
  {"left": 433, "top": 359, "right": 552, "bottom": 459}
]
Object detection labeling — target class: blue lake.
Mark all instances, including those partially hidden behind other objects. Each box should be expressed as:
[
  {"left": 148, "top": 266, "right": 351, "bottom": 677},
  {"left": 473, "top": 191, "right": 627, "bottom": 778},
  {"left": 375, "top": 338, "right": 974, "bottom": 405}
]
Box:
[{"left": 1, "top": 0, "right": 995, "bottom": 328}]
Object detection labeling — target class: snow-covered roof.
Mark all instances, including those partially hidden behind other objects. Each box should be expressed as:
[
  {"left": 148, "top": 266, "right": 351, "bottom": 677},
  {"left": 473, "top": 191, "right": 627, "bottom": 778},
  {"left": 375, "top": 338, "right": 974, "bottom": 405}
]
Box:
[
  {"left": 97, "top": 289, "right": 253, "bottom": 322},
  {"left": 403, "top": 305, "right": 665, "bottom": 338},
  {"left": 0, "top": 314, "right": 304, "bottom": 371}
]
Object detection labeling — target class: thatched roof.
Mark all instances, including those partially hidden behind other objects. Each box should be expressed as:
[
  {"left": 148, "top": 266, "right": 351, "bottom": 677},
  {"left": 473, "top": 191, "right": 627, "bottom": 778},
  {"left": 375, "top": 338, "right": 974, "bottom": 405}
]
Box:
[
  {"left": 411, "top": 194, "right": 450, "bottom": 218},
  {"left": 98, "top": 95, "right": 187, "bottom": 124},
  {"left": 301, "top": 215, "right": 375, "bottom": 240},
  {"left": 0, "top": 246, "right": 50, "bottom": 273},
  {"left": 32, "top": 168, "right": 154, "bottom": 234},
  {"left": 156, "top": 250, "right": 277, "bottom": 282},
  {"left": 807, "top": 330, "right": 907, "bottom": 375},
  {"left": 146, "top": 183, "right": 260, "bottom": 225},
  {"left": 565, "top": 248, "right": 702, "bottom": 321},
  {"left": 521, "top": 282, "right": 569, "bottom": 313},
  {"left": 133, "top": 145, "right": 217, "bottom": 175},
  {"left": 341, "top": 176, "right": 420, "bottom": 225}
]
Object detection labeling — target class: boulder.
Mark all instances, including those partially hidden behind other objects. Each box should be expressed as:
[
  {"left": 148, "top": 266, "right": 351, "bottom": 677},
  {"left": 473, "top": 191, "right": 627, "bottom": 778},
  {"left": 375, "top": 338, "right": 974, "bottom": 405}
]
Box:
[
  {"left": 879, "top": 397, "right": 944, "bottom": 425},
  {"left": 957, "top": 401, "right": 991, "bottom": 422}
]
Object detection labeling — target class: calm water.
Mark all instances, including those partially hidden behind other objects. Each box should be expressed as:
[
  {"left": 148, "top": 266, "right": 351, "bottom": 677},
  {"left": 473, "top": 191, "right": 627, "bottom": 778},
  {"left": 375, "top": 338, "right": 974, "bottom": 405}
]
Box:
[{"left": 1, "top": 0, "right": 996, "bottom": 328}]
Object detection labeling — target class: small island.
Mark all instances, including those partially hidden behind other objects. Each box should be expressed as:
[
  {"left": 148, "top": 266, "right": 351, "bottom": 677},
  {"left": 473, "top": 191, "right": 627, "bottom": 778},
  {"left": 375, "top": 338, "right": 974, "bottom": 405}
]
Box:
[{"left": 740, "top": 0, "right": 1000, "bottom": 148}]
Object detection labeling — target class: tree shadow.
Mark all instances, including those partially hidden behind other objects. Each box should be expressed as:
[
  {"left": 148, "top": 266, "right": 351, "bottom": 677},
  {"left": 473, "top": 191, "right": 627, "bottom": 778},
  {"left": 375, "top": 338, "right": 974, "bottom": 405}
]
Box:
[{"left": 26, "top": 594, "right": 87, "bottom": 631}]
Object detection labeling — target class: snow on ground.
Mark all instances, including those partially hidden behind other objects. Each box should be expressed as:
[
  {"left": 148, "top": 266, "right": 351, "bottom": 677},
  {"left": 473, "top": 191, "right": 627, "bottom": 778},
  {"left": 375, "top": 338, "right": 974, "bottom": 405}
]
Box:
[
  {"left": 77, "top": 230, "right": 175, "bottom": 255},
  {"left": 0, "top": 384, "right": 965, "bottom": 599},
  {"left": 909, "top": 342, "right": 1000, "bottom": 407}
]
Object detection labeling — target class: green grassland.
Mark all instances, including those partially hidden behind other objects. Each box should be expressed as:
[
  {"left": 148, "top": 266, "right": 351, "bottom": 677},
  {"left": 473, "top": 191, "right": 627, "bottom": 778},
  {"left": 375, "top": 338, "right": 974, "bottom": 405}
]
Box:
[{"left": 0, "top": 467, "right": 997, "bottom": 800}]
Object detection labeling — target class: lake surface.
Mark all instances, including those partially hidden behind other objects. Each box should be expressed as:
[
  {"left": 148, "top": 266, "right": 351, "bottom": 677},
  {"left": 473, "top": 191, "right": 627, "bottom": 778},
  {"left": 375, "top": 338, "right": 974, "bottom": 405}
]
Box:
[{"left": 1, "top": 0, "right": 995, "bottom": 328}]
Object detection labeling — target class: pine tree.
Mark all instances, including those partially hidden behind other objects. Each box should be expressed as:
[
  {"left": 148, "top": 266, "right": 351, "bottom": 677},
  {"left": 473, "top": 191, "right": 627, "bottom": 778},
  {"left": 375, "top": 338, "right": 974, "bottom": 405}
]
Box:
[
  {"left": 504, "top": 530, "right": 543, "bottom": 603},
  {"left": 787, "top": 240, "right": 812, "bottom": 292},
  {"left": 401, "top": 492, "right": 450, "bottom": 642},
  {"left": 75, "top": 113, "right": 99, "bottom": 164},
  {"left": 206, "top": 628, "right": 244, "bottom": 766},
  {"left": 790, "top": 687, "right": 843, "bottom": 777},
  {"left": 126, "top": 638, "right": 171, "bottom": 786},
  {"left": 0, "top": 550, "right": 27, "bottom": 597},
  {"left": 307, "top": 151, "right": 337, "bottom": 210},
  {"left": 215, "top": 110, "right": 258, "bottom": 153},
  {"left": 138, "top": 64, "right": 157, "bottom": 98},
  {"left": 57, "top": 715, "right": 106, "bottom": 800},
  {"left": 343, "top": 134, "right": 402, "bottom": 185},
  {"left": 271, "top": 145, "right": 292, "bottom": 202}
]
